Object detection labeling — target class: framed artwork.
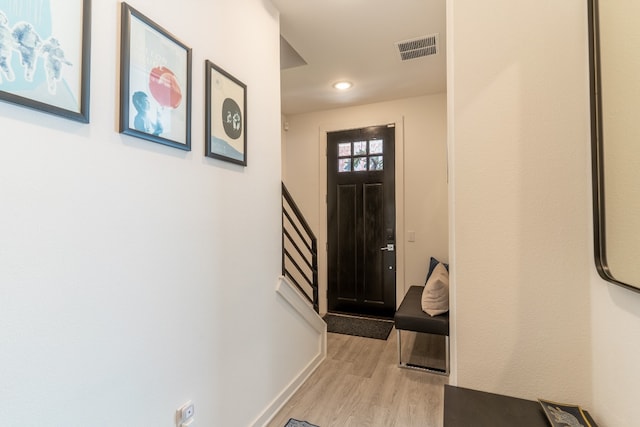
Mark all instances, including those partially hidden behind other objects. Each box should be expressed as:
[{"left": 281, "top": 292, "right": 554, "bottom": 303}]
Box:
[
  {"left": 538, "top": 399, "right": 596, "bottom": 427},
  {"left": 205, "top": 60, "right": 247, "bottom": 166},
  {"left": 0, "top": 0, "right": 91, "bottom": 123},
  {"left": 119, "top": 2, "right": 191, "bottom": 151}
]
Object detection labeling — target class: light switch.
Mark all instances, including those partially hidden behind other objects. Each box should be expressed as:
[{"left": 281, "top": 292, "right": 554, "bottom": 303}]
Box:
[{"left": 408, "top": 231, "right": 415, "bottom": 242}]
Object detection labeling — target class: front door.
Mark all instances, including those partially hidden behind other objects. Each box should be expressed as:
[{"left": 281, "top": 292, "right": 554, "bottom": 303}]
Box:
[{"left": 327, "top": 125, "right": 396, "bottom": 318}]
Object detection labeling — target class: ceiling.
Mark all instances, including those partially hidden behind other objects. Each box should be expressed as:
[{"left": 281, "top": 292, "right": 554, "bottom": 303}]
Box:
[{"left": 271, "top": 0, "right": 447, "bottom": 116}]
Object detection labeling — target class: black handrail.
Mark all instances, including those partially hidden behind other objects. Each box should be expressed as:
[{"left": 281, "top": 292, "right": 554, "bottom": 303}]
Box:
[{"left": 282, "top": 182, "right": 319, "bottom": 312}]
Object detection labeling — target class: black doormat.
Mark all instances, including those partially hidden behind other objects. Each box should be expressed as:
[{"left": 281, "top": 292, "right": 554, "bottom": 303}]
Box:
[
  {"left": 285, "top": 419, "right": 319, "bottom": 427},
  {"left": 323, "top": 313, "right": 393, "bottom": 340}
]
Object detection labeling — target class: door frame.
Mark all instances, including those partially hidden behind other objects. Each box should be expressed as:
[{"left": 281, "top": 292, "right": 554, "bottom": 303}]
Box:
[{"left": 317, "top": 116, "right": 406, "bottom": 316}]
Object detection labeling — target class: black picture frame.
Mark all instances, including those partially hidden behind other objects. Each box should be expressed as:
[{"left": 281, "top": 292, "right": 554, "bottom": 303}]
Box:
[
  {"left": 205, "top": 60, "right": 247, "bottom": 166},
  {"left": 119, "top": 2, "right": 191, "bottom": 151},
  {"left": 0, "top": 0, "right": 91, "bottom": 123}
]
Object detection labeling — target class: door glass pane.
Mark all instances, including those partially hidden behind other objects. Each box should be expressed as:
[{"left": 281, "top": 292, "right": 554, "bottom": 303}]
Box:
[
  {"left": 338, "top": 158, "right": 352, "bottom": 172},
  {"left": 338, "top": 143, "right": 351, "bottom": 157},
  {"left": 354, "top": 141, "right": 367, "bottom": 155},
  {"left": 369, "top": 156, "right": 384, "bottom": 171},
  {"left": 369, "top": 139, "right": 383, "bottom": 154},
  {"left": 353, "top": 157, "right": 367, "bottom": 171}
]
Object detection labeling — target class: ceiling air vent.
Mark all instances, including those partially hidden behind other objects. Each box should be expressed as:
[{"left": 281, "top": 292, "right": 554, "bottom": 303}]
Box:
[{"left": 395, "top": 34, "right": 439, "bottom": 61}]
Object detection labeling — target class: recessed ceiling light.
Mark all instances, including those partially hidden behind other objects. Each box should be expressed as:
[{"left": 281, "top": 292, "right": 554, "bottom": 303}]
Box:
[{"left": 333, "top": 81, "right": 353, "bottom": 90}]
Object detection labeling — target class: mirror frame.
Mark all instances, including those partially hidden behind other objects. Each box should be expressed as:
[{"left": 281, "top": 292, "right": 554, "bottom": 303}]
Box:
[{"left": 589, "top": 0, "right": 640, "bottom": 293}]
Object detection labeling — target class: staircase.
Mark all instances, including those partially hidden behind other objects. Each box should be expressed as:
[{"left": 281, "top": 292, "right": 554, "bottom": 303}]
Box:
[
  {"left": 281, "top": 182, "right": 319, "bottom": 313},
  {"left": 253, "top": 183, "right": 325, "bottom": 427}
]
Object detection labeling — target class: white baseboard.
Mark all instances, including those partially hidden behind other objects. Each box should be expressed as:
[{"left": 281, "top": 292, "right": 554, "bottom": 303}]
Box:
[{"left": 249, "top": 277, "right": 327, "bottom": 427}]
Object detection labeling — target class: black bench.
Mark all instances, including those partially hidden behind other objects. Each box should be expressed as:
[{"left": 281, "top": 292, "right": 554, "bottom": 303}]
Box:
[
  {"left": 394, "top": 285, "right": 450, "bottom": 375},
  {"left": 444, "top": 385, "right": 598, "bottom": 426}
]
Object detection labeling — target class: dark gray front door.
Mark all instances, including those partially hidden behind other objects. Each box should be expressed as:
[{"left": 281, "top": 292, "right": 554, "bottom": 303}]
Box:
[{"left": 327, "top": 125, "right": 396, "bottom": 318}]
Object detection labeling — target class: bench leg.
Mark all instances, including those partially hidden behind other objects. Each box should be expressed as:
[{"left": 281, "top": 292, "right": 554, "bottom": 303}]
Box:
[
  {"left": 397, "top": 329, "right": 403, "bottom": 366},
  {"left": 445, "top": 335, "right": 450, "bottom": 375},
  {"left": 397, "top": 329, "right": 450, "bottom": 376}
]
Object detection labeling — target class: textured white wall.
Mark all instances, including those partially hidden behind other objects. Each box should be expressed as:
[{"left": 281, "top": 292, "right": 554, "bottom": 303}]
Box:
[
  {"left": 590, "top": 272, "right": 640, "bottom": 426},
  {"left": 449, "top": 0, "right": 593, "bottom": 407},
  {"left": 0, "top": 1, "right": 320, "bottom": 426},
  {"left": 282, "top": 94, "right": 449, "bottom": 312}
]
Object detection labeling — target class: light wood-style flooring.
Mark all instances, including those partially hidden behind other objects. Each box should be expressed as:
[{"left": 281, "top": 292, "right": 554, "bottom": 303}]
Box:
[{"left": 267, "top": 328, "right": 448, "bottom": 427}]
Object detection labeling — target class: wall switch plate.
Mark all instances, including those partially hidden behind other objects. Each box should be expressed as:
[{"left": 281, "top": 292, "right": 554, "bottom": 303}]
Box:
[
  {"left": 408, "top": 231, "right": 416, "bottom": 242},
  {"left": 176, "top": 401, "right": 194, "bottom": 425}
]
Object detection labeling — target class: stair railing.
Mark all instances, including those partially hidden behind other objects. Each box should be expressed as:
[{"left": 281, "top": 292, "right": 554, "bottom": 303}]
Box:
[{"left": 281, "top": 182, "right": 319, "bottom": 313}]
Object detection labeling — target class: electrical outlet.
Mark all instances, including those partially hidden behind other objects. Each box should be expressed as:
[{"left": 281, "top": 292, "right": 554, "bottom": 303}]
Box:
[
  {"left": 176, "top": 401, "right": 195, "bottom": 425},
  {"left": 183, "top": 404, "right": 194, "bottom": 419}
]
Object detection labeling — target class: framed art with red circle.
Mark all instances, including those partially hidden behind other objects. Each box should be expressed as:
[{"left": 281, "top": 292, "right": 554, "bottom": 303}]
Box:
[{"left": 119, "top": 2, "right": 192, "bottom": 151}]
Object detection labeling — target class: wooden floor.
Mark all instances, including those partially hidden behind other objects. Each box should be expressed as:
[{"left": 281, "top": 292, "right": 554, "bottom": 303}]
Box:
[{"left": 267, "top": 328, "right": 448, "bottom": 427}]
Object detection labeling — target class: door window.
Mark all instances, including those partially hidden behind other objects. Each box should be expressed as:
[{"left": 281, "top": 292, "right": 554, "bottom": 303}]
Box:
[{"left": 337, "top": 138, "right": 385, "bottom": 173}]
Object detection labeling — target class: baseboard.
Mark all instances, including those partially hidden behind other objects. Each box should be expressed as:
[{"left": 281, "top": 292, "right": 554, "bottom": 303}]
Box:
[
  {"left": 249, "top": 277, "right": 327, "bottom": 427},
  {"left": 250, "top": 349, "right": 325, "bottom": 427}
]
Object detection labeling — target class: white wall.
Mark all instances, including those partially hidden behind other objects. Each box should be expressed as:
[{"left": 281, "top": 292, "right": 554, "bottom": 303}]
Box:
[
  {"left": 0, "top": 1, "right": 321, "bottom": 426},
  {"left": 449, "top": 0, "right": 593, "bottom": 409},
  {"left": 590, "top": 274, "right": 640, "bottom": 426},
  {"left": 282, "top": 94, "right": 448, "bottom": 313}
]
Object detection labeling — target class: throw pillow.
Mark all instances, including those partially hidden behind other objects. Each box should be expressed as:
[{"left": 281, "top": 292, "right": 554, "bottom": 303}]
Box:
[
  {"left": 421, "top": 262, "right": 449, "bottom": 316},
  {"left": 425, "top": 256, "right": 449, "bottom": 283}
]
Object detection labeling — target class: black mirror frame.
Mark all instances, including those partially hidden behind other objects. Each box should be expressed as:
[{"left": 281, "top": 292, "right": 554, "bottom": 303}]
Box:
[{"left": 589, "top": 0, "right": 640, "bottom": 293}]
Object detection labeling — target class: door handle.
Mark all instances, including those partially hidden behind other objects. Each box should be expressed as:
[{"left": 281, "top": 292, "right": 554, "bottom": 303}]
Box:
[{"left": 380, "top": 244, "right": 395, "bottom": 252}]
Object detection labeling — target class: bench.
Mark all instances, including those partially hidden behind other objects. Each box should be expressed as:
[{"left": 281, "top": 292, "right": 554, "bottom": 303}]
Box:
[
  {"left": 394, "top": 285, "right": 450, "bottom": 375},
  {"left": 444, "top": 385, "right": 598, "bottom": 426}
]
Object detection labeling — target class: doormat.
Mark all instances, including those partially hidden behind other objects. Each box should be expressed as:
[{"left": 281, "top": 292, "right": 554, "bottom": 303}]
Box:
[
  {"left": 285, "top": 419, "right": 319, "bottom": 427},
  {"left": 323, "top": 313, "right": 393, "bottom": 340}
]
